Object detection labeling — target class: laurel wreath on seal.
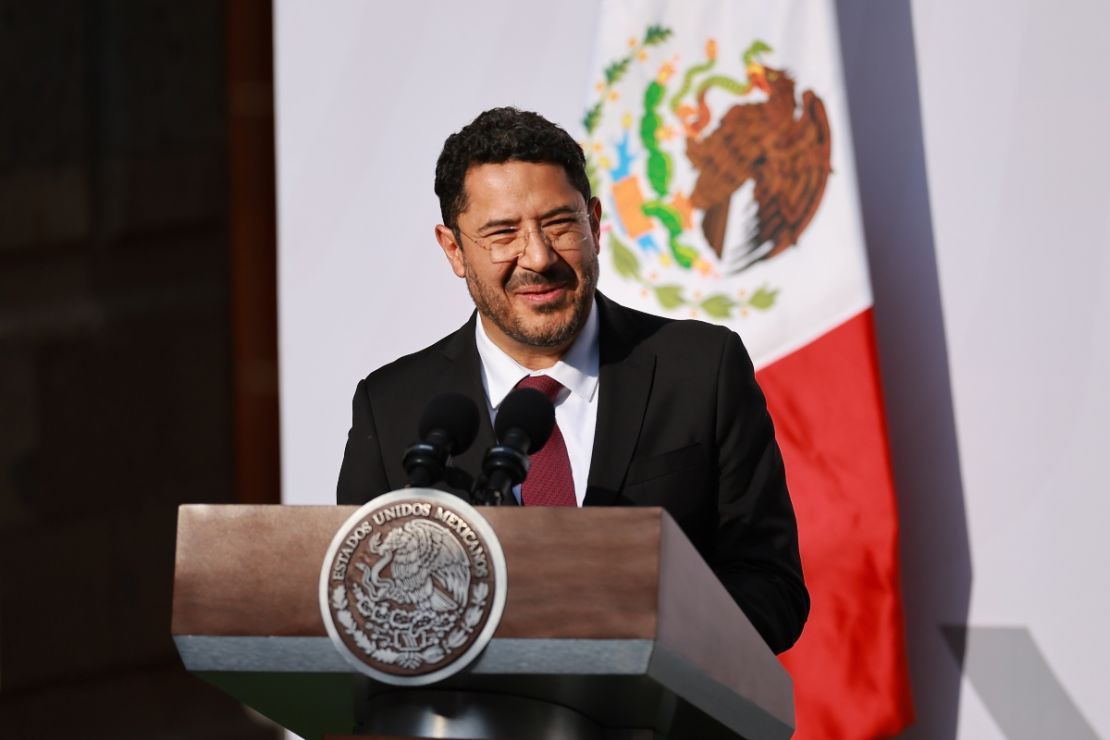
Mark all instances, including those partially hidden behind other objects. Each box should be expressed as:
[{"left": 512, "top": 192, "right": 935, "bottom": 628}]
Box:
[{"left": 331, "top": 582, "right": 490, "bottom": 670}]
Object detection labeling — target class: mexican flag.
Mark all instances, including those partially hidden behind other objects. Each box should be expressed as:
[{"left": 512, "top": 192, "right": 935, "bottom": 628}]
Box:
[{"left": 583, "top": 0, "right": 913, "bottom": 736}]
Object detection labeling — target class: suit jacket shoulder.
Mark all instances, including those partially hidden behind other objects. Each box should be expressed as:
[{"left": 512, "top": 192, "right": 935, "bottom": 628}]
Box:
[
  {"left": 337, "top": 314, "right": 494, "bottom": 502},
  {"left": 596, "top": 292, "right": 745, "bottom": 360}
]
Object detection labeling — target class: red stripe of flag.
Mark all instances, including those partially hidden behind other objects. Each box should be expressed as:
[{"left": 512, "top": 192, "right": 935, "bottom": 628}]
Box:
[{"left": 757, "top": 309, "right": 914, "bottom": 738}]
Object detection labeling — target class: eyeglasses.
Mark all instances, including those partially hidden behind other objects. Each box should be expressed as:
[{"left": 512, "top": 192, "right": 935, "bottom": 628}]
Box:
[{"left": 456, "top": 210, "right": 593, "bottom": 264}]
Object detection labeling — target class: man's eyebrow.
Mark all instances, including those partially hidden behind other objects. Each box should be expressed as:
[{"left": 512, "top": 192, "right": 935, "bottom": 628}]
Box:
[
  {"left": 476, "top": 217, "right": 519, "bottom": 232},
  {"left": 476, "top": 204, "right": 580, "bottom": 232},
  {"left": 537, "top": 205, "right": 582, "bottom": 220}
]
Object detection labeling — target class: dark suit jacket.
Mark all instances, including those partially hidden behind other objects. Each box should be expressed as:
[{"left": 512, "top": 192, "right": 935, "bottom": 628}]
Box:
[{"left": 337, "top": 293, "right": 808, "bottom": 653}]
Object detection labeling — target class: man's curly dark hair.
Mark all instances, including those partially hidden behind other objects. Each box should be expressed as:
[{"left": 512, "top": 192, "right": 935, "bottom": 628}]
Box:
[{"left": 434, "top": 107, "right": 592, "bottom": 230}]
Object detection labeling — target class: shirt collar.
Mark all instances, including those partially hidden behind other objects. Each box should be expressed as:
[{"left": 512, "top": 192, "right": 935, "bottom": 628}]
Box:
[{"left": 474, "top": 298, "right": 600, "bottom": 409}]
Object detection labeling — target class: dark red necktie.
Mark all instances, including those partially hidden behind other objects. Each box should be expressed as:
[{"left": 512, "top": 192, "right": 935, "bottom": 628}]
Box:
[{"left": 515, "top": 375, "right": 576, "bottom": 507}]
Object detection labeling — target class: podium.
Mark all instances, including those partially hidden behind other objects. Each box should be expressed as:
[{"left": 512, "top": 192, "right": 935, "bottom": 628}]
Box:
[{"left": 172, "top": 505, "right": 794, "bottom": 739}]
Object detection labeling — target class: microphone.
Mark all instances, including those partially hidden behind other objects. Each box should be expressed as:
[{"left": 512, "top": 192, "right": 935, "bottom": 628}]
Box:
[
  {"left": 473, "top": 387, "right": 555, "bottom": 505},
  {"left": 402, "top": 393, "right": 480, "bottom": 488}
]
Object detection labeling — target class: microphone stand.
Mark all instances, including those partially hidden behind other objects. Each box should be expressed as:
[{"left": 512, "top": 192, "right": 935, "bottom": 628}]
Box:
[{"left": 471, "top": 429, "right": 531, "bottom": 506}]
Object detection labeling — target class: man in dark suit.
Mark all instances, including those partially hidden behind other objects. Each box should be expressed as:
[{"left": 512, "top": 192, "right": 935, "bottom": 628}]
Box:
[{"left": 338, "top": 107, "right": 808, "bottom": 654}]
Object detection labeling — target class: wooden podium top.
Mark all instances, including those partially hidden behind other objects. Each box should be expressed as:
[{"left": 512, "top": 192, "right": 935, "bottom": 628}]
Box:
[{"left": 172, "top": 504, "right": 793, "bottom": 739}]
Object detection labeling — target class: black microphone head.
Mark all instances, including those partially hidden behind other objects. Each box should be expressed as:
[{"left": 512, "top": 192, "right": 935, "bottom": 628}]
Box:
[
  {"left": 495, "top": 387, "right": 555, "bottom": 452},
  {"left": 417, "top": 392, "right": 480, "bottom": 455}
]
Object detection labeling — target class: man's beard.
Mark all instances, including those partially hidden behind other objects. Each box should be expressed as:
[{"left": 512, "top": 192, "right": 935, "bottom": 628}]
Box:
[{"left": 463, "top": 257, "right": 598, "bottom": 349}]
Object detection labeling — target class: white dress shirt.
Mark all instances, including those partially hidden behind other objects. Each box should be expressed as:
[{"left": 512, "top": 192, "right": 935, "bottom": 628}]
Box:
[{"left": 474, "top": 300, "right": 600, "bottom": 506}]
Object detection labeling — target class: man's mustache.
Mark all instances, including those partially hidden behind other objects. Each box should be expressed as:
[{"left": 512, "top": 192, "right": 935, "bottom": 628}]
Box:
[{"left": 505, "top": 264, "right": 576, "bottom": 291}]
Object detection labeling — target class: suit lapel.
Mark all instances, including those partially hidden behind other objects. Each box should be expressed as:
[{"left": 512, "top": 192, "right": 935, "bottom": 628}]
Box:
[{"left": 584, "top": 295, "right": 655, "bottom": 506}]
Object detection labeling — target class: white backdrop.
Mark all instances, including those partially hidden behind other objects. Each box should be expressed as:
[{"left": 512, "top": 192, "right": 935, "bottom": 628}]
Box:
[
  {"left": 275, "top": 1, "right": 1110, "bottom": 737},
  {"left": 275, "top": 0, "right": 602, "bottom": 504}
]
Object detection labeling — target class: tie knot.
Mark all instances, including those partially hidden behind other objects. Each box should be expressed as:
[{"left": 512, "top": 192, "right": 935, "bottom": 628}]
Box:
[{"left": 515, "top": 374, "right": 564, "bottom": 401}]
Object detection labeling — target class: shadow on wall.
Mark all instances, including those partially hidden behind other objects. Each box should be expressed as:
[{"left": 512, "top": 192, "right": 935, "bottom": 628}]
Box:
[{"left": 835, "top": 2, "right": 973, "bottom": 738}]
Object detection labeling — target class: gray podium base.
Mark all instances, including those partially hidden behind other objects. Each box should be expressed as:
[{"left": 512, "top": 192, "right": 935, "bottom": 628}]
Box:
[
  {"left": 181, "top": 636, "right": 786, "bottom": 739},
  {"left": 356, "top": 690, "right": 652, "bottom": 740}
]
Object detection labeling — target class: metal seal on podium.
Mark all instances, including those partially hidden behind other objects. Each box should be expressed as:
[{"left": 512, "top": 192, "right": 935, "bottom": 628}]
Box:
[{"left": 320, "top": 489, "right": 507, "bottom": 686}]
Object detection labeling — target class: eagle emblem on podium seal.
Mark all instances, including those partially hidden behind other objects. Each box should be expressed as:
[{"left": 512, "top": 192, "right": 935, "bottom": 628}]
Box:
[{"left": 320, "top": 489, "right": 507, "bottom": 685}]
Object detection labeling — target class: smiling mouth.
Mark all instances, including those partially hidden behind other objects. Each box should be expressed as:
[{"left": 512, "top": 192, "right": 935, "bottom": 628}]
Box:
[{"left": 514, "top": 283, "right": 568, "bottom": 304}]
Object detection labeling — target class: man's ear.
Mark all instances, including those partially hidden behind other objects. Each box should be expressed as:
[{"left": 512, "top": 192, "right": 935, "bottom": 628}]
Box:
[
  {"left": 434, "top": 224, "right": 467, "bottom": 278},
  {"left": 588, "top": 196, "right": 602, "bottom": 254}
]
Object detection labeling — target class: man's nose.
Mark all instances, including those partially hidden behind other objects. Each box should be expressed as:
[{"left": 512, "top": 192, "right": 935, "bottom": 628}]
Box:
[{"left": 514, "top": 228, "right": 561, "bottom": 271}]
